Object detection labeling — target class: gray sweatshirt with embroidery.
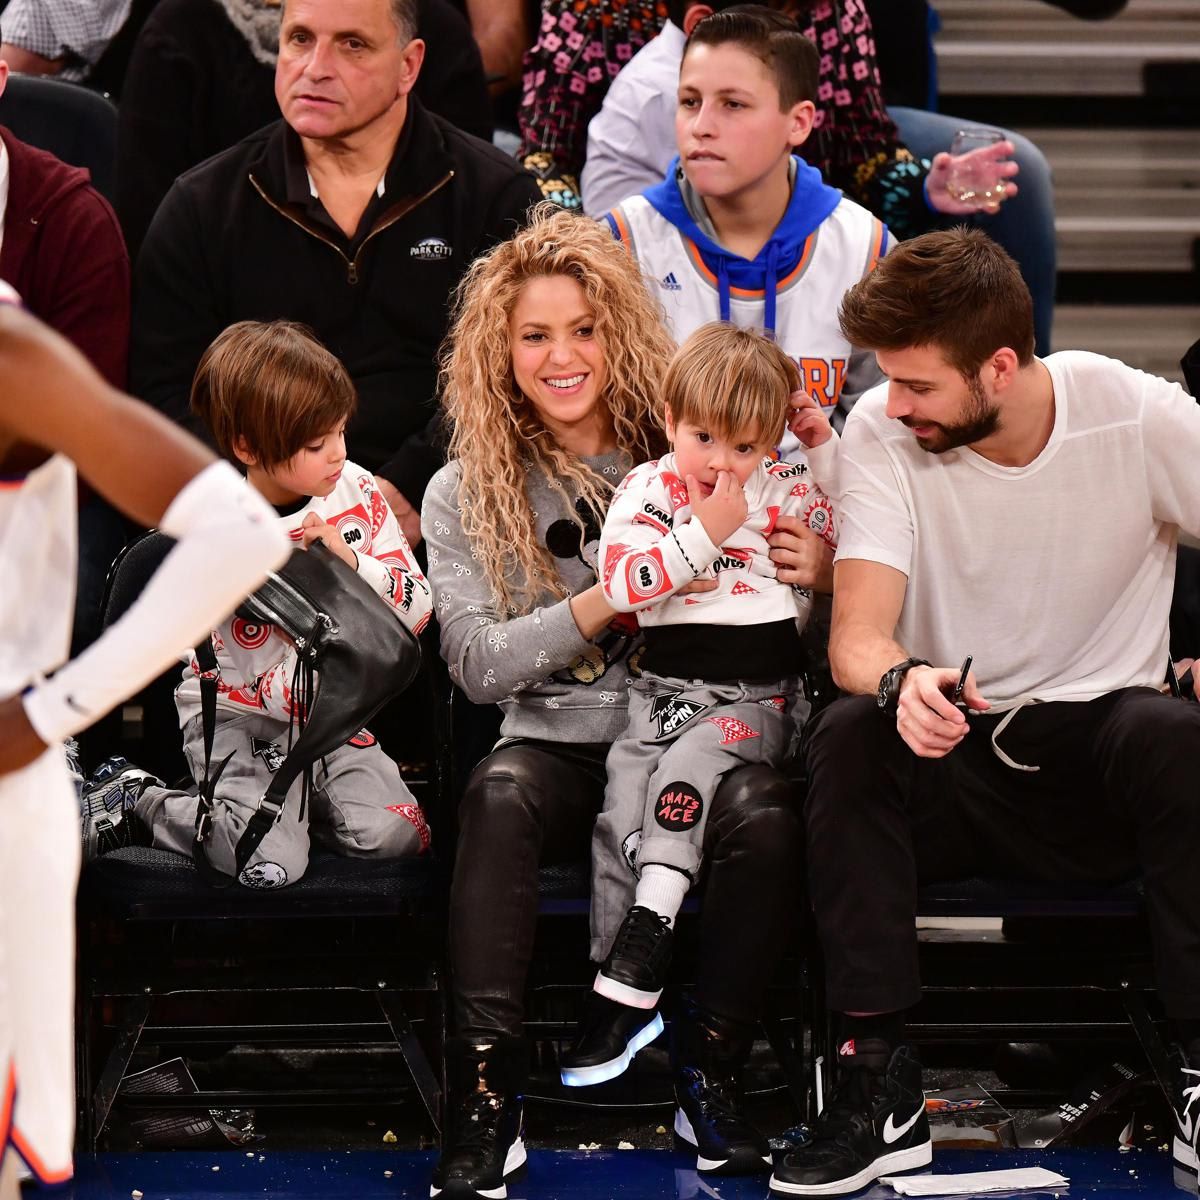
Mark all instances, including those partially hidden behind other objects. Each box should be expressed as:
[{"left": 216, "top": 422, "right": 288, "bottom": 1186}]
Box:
[{"left": 421, "top": 450, "right": 641, "bottom": 744}]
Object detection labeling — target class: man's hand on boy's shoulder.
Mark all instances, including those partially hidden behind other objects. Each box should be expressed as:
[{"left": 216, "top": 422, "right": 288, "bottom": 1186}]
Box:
[
  {"left": 787, "top": 392, "right": 834, "bottom": 448},
  {"left": 300, "top": 512, "right": 358, "bottom": 570}
]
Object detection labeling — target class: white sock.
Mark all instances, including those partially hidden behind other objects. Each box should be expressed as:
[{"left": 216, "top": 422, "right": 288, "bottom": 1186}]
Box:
[{"left": 634, "top": 864, "right": 690, "bottom": 928}]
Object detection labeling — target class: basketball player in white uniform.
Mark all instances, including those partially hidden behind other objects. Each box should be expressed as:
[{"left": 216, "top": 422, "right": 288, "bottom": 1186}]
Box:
[{"left": 0, "top": 286, "right": 290, "bottom": 1194}]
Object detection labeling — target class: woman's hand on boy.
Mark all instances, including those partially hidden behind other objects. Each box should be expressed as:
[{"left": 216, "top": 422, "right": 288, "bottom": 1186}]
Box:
[
  {"left": 769, "top": 516, "right": 834, "bottom": 594},
  {"left": 687, "top": 471, "right": 747, "bottom": 547},
  {"left": 300, "top": 512, "right": 359, "bottom": 570},
  {"left": 787, "top": 392, "right": 833, "bottom": 448},
  {"left": 373, "top": 475, "right": 423, "bottom": 549}
]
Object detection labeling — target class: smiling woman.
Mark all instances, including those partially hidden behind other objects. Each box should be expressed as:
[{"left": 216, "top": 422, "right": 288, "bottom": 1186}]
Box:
[{"left": 508, "top": 275, "right": 610, "bottom": 452}]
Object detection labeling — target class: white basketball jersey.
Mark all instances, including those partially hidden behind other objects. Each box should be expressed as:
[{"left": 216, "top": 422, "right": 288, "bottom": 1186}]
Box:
[
  {"left": 0, "top": 280, "right": 79, "bottom": 1186},
  {"left": 0, "top": 453, "right": 77, "bottom": 697},
  {"left": 608, "top": 195, "right": 887, "bottom": 415}
]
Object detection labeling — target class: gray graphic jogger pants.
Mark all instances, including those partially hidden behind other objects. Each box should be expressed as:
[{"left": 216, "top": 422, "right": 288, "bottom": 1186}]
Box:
[
  {"left": 136, "top": 711, "right": 428, "bottom": 889},
  {"left": 589, "top": 670, "right": 806, "bottom": 959}
]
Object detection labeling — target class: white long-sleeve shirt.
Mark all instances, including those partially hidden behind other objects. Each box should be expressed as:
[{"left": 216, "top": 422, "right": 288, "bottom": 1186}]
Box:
[
  {"left": 176, "top": 462, "right": 431, "bottom": 725},
  {"left": 600, "top": 444, "right": 838, "bottom": 629}
]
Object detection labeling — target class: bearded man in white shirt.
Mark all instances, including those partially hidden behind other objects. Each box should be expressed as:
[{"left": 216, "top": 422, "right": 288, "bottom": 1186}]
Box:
[{"left": 770, "top": 226, "right": 1200, "bottom": 1199}]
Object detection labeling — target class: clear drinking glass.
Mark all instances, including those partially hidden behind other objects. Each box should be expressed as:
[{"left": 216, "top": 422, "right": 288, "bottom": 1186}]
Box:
[{"left": 945, "top": 128, "right": 1008, "bottom": 210}]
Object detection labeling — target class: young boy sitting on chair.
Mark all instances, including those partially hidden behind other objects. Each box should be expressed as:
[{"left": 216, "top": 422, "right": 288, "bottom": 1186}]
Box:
[
  {"left": 83, "top": 320, "right": 433, "bottom": 888},
  {"left": 560, "top": 324, "right": 837, "bottom": 1142}
]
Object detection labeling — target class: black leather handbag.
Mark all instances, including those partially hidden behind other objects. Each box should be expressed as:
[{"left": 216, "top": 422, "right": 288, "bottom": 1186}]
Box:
[{"left": 192, "top": 539, "right": 422, "bottom": 886}]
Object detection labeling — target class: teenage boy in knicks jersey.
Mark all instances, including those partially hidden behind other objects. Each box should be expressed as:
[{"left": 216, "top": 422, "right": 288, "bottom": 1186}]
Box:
[{"left": 601, "top": 5, "right": 889, "bottom": 451}]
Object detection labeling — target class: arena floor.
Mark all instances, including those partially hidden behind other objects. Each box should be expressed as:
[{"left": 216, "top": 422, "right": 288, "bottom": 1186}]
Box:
[{"left": 63, "top": 1147, "right": 1191, "bottom": 1200}]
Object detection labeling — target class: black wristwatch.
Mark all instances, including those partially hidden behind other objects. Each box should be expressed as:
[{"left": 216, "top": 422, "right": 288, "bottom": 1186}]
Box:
[{"left": 876, "top": 658, "right": 931, "bottom": 716}]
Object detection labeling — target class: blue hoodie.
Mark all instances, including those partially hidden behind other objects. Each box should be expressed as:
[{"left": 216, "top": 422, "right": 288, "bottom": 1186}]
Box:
[{"left": 637, "top": 154, "right": 846, "bottom": 335}]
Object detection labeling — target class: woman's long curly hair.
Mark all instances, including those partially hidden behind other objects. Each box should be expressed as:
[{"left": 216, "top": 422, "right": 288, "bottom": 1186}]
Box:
[{"left": 441, "top": 203, "right": 673, "bottom": 614}]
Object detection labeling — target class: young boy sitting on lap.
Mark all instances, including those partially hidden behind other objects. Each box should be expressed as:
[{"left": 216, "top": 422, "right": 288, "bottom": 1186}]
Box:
[
  {"left": 560, "top": 324, "right": 837, "bottom": 1131},
  {"left": 83, "top": 320, "right": 433, "bottom": 888}
]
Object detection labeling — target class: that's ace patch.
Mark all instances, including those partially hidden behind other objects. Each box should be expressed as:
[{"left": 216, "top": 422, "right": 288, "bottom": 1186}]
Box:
[{"left": 654, "top": 781, "right": 703, "bottom": 830}]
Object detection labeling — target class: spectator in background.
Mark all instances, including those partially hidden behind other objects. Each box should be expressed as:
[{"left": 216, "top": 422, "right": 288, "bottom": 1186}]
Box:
[
  {"left": 459, "top": 0, "right": 530, "bottom": 95},
  {"left": 130, "top": 0, "right": 540, "bottom": 547},
  {"left": 581, "top": 0, "right": 1057, "bottom": 355},
  {"left": 0, "top": 32, "right": 133, "bottom": 651},
  {"left": 517, "top": 0, "right": 663, "bottom": 206},
  {"left": 0, "top": 0, "right": 131, "bottom": 80},
  {"left": 116, "top": 0, "right": 492, "bottom": 260}
]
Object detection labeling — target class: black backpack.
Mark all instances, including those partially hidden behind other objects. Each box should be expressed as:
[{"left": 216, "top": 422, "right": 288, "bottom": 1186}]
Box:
[{"left": 192, "top": 539, "right": 422, "bottom": 886}]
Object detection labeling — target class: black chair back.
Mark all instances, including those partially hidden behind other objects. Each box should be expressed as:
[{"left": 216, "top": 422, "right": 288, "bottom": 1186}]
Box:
[
  {"left": 98, "top": 531, "right": 185, "bottom": 782},
  {"left": 0, "top": 75, "right": 118, "bottom": 201}
]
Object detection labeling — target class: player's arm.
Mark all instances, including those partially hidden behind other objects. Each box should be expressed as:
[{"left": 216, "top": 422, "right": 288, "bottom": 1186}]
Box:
[
  {"left": 0, "top": 309, "right": 291, "bottom": 770},
  {"left": 0, "top": 304, "right": 214, "bottom": 524},
  {"left": 830, "top": 558, "right": 984, "bottom": 758}
]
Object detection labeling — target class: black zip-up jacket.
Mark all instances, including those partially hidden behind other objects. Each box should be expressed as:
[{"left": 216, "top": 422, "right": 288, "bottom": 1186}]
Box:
[{"left": 130, "top": 97, "right": 541, "bottom": 506}]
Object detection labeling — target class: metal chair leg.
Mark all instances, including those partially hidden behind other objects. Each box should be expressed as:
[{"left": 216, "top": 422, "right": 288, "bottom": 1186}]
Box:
[
  {"left": 378, "top": 990, "right": 442, "bottom": 1136},
  {"left": 92, "top": 994, "right": 151, "bottom": 1143}
]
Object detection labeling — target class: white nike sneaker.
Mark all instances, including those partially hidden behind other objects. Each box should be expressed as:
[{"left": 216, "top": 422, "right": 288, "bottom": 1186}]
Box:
[{"left": 769, "top": 1039, "right": 931, "bottom": 1196}]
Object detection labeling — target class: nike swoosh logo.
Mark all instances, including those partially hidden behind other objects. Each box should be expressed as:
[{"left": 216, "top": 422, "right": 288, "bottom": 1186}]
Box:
[
  {"left": 883, "top": 1108, "right": 923, "bottom": 1144},
  {"left": 1180, "top": 1111, "right": 1195, "bottom": 1143}
]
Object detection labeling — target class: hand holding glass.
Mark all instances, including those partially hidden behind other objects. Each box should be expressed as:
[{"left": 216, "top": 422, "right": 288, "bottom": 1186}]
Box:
[{"left": 945, "top": 128, "right": 1012, "bottom": 210}]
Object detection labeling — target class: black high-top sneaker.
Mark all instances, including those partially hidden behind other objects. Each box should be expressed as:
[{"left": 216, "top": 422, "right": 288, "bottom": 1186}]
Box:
[
  {"left": 559, "top": 992, "right": 664, "bottom": 1087},
  {"left": 81, "top": 756, "right": 159, "bottom": 860},
  {"left": 769, "top": 1038, "right": 930, "bottom": 1196},
  {"left": 431, "top": 1036, "right": 527, "bottom": 1200},
  {"left": 671, "top": 997, "right": 772, "bottom": 1176},
  {"left": 1172, "top": 1041, "right": 1200, "bottom": 1175},
  {"left": 593, "top": 904, "right": 673, "bottom": 1008}
]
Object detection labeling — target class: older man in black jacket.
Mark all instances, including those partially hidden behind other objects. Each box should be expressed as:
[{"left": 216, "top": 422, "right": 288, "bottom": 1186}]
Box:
[{"left": 131, "top": 0, "right": 540, "bottom": 544}]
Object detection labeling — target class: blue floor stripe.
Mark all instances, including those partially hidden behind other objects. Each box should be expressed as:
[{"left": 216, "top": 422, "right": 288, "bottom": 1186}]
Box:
[{"left": 62, "top": 1147, "right": 1192, "bottom": 1200}]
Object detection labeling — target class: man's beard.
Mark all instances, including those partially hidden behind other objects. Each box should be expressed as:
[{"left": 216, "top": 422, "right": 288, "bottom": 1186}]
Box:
[{"left": 903, "top": 376, "right": 1001, "bottom": 454}]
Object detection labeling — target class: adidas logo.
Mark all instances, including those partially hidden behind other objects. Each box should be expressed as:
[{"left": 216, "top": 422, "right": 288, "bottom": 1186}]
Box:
[{"left": 659, "top": 272, "right": 682, "bottom": 292}]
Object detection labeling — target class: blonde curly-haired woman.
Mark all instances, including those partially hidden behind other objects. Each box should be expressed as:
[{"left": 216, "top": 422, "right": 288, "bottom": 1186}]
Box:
[{"left": 422, "top": 205, "right": 807, "bottom": 1197}]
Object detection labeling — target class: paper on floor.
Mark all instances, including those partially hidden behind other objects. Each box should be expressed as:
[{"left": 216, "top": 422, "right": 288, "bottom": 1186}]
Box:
[{"left": 880, "top": 1167, "right": 1069, "bottom": 1195}]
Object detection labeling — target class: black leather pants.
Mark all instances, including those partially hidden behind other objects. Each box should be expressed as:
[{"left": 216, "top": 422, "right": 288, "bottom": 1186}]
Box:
[{"left": 449, "top": 739, "right": 802, "bottom": 1037}]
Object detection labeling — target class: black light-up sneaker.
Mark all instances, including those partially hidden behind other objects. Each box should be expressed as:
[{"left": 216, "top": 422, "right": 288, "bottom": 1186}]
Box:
[
  {"left": 593, "top": 904, "right": 673, "bottom": 1008},
  {"left": 431, "top": 1037, "right": 527, "bottom": 1200},
  {"left": 769, "top": 1038, "right": 931, "bottom": 1196},
  {"left": 81, "top": 756, "right": 159, "bottom": 860},
  {"left": 559, "top": 992, "right": 664, "bottom": 1087},
  {"left": 1172, "top": 1042, "right": 1200, "bottom": 1175},
  {"left": 672, "top": 997, "right": 772, "bottom": 1176}
]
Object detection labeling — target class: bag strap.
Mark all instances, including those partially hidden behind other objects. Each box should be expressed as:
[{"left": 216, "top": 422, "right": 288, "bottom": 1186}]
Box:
[
  {"left": 191, "top": 635, "right": 237, "bottom": 889},
  {"left": 190, "top": 630, "right": 320, "bottom": 889}
]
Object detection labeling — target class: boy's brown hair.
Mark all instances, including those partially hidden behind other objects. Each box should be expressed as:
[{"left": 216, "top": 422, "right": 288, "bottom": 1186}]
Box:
[
  {"left": 663, "top": 322, "right": 798, "bottom": 445},
  {"left": 839, "top": 227, "right": 1036, "bottom": 378},
  {"left": 684, "top": 6, "right": 819, "bottom": 110},
  {"left": 191, "top": 320, "right": 357, "bottom": 469}
]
